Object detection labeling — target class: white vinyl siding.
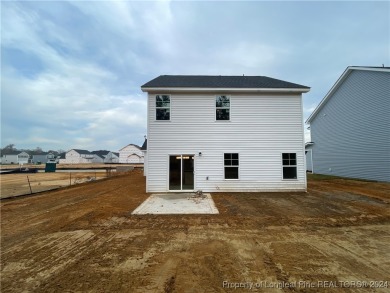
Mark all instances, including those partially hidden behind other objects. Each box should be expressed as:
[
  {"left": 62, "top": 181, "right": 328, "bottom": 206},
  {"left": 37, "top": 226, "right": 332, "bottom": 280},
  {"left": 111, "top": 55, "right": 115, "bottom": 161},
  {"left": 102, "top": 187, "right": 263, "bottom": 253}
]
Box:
[{"left": 147, "top": 92, "right": 306, "bottom": 192}]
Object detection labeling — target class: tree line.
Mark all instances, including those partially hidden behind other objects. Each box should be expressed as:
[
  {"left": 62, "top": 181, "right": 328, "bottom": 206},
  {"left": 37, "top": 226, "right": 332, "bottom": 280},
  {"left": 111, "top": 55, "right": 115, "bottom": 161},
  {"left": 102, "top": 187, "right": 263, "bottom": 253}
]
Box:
[{"left": 0, "top": 144, "right": 66, "bottom": 156}]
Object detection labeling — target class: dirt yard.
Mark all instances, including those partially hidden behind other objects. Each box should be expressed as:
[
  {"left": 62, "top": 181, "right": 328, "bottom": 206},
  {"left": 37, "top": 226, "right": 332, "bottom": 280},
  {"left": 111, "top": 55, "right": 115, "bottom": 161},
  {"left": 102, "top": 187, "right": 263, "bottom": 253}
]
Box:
[
  {"left": 1, "top": 171, "right": 389, "bottom": 292},
  {"left": 0, "top": 172, "right": 108, "bottom": 199}
]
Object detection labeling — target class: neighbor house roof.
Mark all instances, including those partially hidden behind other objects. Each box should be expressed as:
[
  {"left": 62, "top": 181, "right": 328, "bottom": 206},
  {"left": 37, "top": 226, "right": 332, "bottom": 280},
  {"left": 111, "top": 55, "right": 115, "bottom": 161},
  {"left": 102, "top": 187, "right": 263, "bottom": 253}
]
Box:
[
  {"left": 32, "top": 152, "right": 49, "bottom": 156},
  {"left": 91, "top": 150, "right": 110, "bottom": 158},
  {"left": 141, "top": 139, "right": 147, "bottom": 151},
  {"left": 141, "top": 75, "right": 310, "bottom": 92},
  {"left": 306, "top": 66, "right": 390, "bottom": 123},
  {"left": 0, "top": 150, "right": 24, "bottom": 156},
  {"left": 119, "top": 144, "right": 141, "bottom": 151},
  {"left": 71, "top": 149, "right": 91, "bottom": 155}
]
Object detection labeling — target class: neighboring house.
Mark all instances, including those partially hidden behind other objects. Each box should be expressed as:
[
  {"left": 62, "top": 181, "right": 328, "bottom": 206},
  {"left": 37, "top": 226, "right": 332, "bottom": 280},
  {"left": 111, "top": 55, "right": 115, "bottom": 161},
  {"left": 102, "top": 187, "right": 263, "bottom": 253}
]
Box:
[
  {"left": 141, "top": 138, "right": 147, "bottom": 176},
  {"left": 32, "top": 152, "right": 55, "bottom": 164},
  {"left": 58, "top": 153, "right": 66, "bottom": 164},
  {"left": 305, "top": 143, "right": 314, "bottom": 172},
  {"left": 306, "top": 66, "right": 390, "bottom": 182},
  {"left": 104, "top": 152, "right": 120, "bottom": 163},
  {"left": 141, "top": 75, "right": 310, "bottom": 192},
  {"left": 119, "top": 144, "right": 144, "bottom": 164},
  {"left": 91, "top": 150, "right": 110, "bottom": 163},
  {"left": 64, "top": 149, "right": 95, "bottom": 164},
  {"left": 0, "top": 151, "right": 30, "bottom": 164}
]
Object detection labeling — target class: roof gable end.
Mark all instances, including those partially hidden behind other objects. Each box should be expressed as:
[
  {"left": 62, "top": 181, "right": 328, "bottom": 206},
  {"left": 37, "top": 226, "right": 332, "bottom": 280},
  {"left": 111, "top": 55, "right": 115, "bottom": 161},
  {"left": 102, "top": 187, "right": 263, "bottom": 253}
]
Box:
[{"left": 306, "top": 66, "right": 390, "bottom": 123}]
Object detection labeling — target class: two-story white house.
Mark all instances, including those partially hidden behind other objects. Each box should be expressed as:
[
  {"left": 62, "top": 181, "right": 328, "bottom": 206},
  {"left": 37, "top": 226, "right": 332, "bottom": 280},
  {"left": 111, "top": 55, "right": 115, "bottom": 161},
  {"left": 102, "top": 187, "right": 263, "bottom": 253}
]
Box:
[
  {"left": 0, "top": 151, "right": 30, "bottom": 164},
  {"left": 64, "top": 149, "right": 95, "bottom": 164},
  {"left": 141, "top": 75, "right": 310, "bottom": 192},
  {"left": 119, "top": 144, "right": 144, "bottom": 164}
]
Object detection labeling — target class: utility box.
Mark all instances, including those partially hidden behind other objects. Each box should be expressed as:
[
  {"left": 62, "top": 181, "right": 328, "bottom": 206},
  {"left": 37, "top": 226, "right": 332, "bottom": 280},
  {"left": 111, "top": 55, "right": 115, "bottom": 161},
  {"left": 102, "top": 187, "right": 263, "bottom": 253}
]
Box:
[{"left": 45, "top": 163, "right": 57, "bottom": 172}]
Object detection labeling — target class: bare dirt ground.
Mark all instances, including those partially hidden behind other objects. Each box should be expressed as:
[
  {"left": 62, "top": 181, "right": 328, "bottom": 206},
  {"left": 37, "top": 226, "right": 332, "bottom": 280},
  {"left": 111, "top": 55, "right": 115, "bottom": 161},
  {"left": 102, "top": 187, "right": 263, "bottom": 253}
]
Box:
[
  {"left": 1, "top": 171, "right": 389, "bottom": 292},
  {"left": 0, "top": 172, "right": 108, "bottom": 199}
]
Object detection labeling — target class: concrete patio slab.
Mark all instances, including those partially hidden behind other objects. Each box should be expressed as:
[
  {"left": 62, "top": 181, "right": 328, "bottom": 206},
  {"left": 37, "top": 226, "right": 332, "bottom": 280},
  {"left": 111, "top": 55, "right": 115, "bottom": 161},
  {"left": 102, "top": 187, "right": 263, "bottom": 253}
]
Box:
[{"left": 131, "top": 193, "right": 219, "bottom": 215}]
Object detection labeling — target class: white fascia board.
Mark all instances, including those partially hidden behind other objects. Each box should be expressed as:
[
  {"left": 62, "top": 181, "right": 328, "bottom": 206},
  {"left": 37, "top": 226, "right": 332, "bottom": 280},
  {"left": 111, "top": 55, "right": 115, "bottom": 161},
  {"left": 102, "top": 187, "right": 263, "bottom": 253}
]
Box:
[
  {"left": 141, "top": 87, "right": 310, "bottom": 93},
  {"left": 306, "top": 66, "right": 390, "bottom": 124},
  {"left": 349, "top": 66, "right": 390, "bottom": 73},
  {"left": 306, "top": 67, "right": 351, "bottom": 124}
]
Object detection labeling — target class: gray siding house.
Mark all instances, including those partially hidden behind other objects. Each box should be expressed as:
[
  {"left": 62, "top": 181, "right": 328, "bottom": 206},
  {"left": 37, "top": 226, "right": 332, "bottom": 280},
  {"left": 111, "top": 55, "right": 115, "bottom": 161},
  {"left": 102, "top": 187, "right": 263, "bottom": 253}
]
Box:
[
  {"left": 32, "top": 152, "right": 55, "bottom": 164},
  {"left": 306, "top": 66, "right": 390, "bottom": 182}
]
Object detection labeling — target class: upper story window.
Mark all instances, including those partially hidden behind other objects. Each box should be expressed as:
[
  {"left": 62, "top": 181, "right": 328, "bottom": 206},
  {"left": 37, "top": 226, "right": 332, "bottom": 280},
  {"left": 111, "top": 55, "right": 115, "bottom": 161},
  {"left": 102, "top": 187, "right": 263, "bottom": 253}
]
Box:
[
  {"left": 216, "top": 96, "right": 230, "bottom": 120},
  {"left": 224, "top": 153, "right": 239, "bottom": 179},
  {"left": 156, "top": 95, "right": 170, "bottom": 120},
  {"left": 282, "top": 153, "right": 297, "bottom": 179}
]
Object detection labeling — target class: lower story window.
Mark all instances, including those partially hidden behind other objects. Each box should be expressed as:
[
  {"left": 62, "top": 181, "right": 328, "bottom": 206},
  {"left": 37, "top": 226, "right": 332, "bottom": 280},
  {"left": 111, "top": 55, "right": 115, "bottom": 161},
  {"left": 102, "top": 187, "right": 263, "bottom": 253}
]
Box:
[
  {"left": 224, "top": 153, "right": 239, "bottom": 179},
  {"left": 282, "top": 153, "right": 297, "bottom": 179}
]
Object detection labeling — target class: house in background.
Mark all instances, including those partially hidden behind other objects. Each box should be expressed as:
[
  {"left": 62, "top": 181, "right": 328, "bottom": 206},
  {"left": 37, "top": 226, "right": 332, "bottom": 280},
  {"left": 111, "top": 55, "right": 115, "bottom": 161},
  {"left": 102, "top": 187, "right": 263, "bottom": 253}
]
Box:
[
  {"left": 141, "top": 138, "right": 147, "bottom": 176},
  {"left": 32, "top": 152, "right": 55, "bottom": 164},
  {"left": 306, "top": 66, "right": 390, "bottom": 182},
  {"left": 305, "top": 142, "right": 314, "bottom": 172},
  {"left": 63, "top": 149, "right": 95, "bottom": 164},
  {"left": 119, "top": 144, "right": 144, "bottom": 164},
  {"left": 141, "top": 75, "right": 310, "bottom": 192},
  {"left": 91, "top": 150, "right": 110, "bottom": 163},
  {"left": 58, "top": 153, "right": 66, "bottom": 164},
  {"left": 0, "top": 151, "right": 30, "bottom": 164},
  {"left": 104, "top": 152, "right": 120, "bottom": 163}
]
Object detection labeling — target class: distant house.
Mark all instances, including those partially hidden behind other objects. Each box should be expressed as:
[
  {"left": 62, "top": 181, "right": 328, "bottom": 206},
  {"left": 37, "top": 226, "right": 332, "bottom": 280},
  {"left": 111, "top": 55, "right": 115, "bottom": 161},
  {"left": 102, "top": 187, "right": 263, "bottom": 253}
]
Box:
[
  {"left": 306, "top": 66, "right": 390, "bottom": 182},
  {"left": 141, "top": 138, "right": 147, "bottom": 176},
  {"left": 0, "top": 151, "right": 30, "bottom": 164},
  {"left": 119, "top": 144, "right": 144, "bottom": 164},
  {"left": 58, "top": 153, "right": 66, "bottom": 164},
  {"left": 32, "top": 152, "right": 55, "bottom": 164},
  {"left": 305, "top": 142, "right": 314, "bottom": 172},
  {"left": 141, "top": 74, "right": 310, "bottom": 192},
  {"left": 64, "top": 149, "right": 95, "bottom": 164},
  {"left": 91, "top": 150, "right": 110, "bottom": 163},
  {"left": 104, "top": 152, "right": 120, "bottom": 163}
]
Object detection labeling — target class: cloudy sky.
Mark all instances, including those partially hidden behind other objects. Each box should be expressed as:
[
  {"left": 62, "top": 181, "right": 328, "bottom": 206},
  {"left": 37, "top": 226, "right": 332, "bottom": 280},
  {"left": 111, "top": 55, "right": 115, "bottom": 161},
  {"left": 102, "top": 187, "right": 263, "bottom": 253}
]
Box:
[{"left": 1, "top": 1, "right": 389, "bottom": 152}]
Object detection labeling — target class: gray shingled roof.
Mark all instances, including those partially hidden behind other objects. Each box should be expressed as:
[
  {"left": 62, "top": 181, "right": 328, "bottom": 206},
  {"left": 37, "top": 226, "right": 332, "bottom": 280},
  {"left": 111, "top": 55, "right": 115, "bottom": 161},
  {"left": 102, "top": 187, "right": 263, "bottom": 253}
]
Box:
[
  {"left": 141, "top": 139, "right": 147, "bottom": 151},
  {"left": 72, "top": 149, "right": 91, "bottom": 155},
  {"left": 141, "top": 75, "right": 309, "bottom": 89},
  {"left": 91, "top": 150, "right": 110, "bottom": 158}
]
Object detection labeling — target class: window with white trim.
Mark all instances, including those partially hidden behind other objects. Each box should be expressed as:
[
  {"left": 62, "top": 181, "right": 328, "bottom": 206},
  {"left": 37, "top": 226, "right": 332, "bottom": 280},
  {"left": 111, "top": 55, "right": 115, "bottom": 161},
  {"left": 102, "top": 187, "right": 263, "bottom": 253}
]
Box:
[
  {"left": 156, "top": 95, "right": 170, "bottom": 120},
  {"left": 282, "top": 153, "right": 297, "bottom": 179},
  {"left": 216, "top": 96, "right": 230, "bottom": 120},
  {"left": 224, "top": 153, "right": 239, "bottom": 179}
]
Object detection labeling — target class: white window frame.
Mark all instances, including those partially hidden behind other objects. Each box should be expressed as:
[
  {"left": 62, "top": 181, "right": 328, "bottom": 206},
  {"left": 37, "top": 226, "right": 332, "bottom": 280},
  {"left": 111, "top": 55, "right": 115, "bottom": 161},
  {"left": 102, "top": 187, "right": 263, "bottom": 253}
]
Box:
[
  {"left": 215, "top": 95, "right": 231, "bottom": 121},
  {"left": 155, "top": 94, "right": 171, "bottom": 121},
  {"left": 224, "top": 152, "right": 239, "bottom": 180},
  {"left": 281, "top": 152, "right": 298, "bottom": 180}
]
